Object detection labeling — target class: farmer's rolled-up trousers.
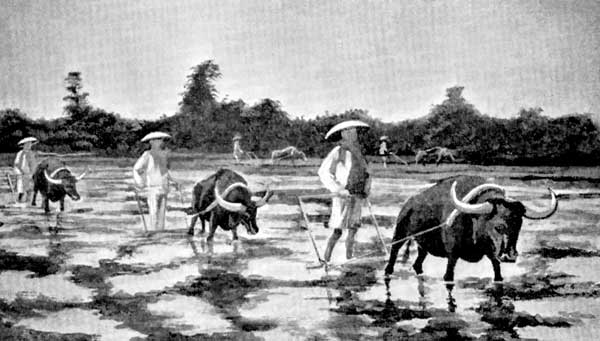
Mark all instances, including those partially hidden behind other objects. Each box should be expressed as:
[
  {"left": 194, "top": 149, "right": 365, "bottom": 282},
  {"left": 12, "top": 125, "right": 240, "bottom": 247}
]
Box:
[
  {"left": 329, "top": 195, "right": 363, "bottom": 230},
  {"left": 147, "top": 187, "right": 167, "bottom": 231}
]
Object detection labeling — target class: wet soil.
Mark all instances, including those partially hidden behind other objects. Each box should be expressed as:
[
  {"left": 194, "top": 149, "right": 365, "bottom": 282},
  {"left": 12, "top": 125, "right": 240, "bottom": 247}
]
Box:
[{"left": 1, "top": 157, "right": 599, "bottom": 340}]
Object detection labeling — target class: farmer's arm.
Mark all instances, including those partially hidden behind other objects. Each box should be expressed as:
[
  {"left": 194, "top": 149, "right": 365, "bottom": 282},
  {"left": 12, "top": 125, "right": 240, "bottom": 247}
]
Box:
[
  {"left": 14, "top": 151, "right": 24, "bottom": 174},
  {"left": 318, "top": 146, "right": 345, "bottom": 193},
  {"left": 132, "top": 152, "right": 149, "bottom": 188}
]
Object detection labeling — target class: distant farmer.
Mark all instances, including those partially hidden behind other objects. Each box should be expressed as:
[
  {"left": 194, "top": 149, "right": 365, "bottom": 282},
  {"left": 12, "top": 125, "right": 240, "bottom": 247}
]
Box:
[
  {"left": 133, "top": 132, "right": 179, "bottom": 231},
  {"left": 378, "top": 136, "right": 407, "bottom": 167},
  {"left": 379, "top": 136, "right": 389, "bottom": 168},
  {"left": 318, "top": 120, "right": 371, "bottom": 263},
  {"left": 232, "top": 133, "right": 257, "bottom": 163},
  {"left": 14, "top": 137, "right": 39, "bottom": 205}
]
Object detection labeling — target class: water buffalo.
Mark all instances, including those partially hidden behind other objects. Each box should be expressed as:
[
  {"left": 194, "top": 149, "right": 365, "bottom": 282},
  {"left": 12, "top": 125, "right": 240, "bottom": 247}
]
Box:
[
  {"left": 415, "top": 147, "right": 456, "bottom": 165},
  {"left": 187, "top": 169, "right": 273, "bottom": 241},
  {"left": 385, "top": 175, "right": 557, "bottom": 282},
  {"left": 32, "top": 158, "right": 87, "bottom": 213},
  {"left": 270, "top": 146, "right": 307, "bottom": 165}
]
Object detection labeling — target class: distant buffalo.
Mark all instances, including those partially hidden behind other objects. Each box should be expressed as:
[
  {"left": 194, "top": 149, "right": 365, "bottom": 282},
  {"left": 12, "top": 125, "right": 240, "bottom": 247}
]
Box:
[
  {"left": 385, "top": 175, "right": 557, "bottom": 282},
  {"left": 270, "top": 146, "right": 307, "bottom": 165},
  {"left": 415, "top": 147, "right": 456, "bottom": 165},
  {"left": 32, "top": 158, "right": 87, "bottom": 213}
]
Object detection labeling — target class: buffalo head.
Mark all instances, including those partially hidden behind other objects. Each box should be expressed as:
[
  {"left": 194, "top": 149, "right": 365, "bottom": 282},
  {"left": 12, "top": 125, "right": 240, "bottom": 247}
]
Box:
[
  {"left": 449, "top": 181, "right": 557, "bottom": 263},
  {"left": 214, "top": 181, "right": 273, "bottom": 235},
  {"left": 44, "top": 167, "right": 88, "bottom": 201}
]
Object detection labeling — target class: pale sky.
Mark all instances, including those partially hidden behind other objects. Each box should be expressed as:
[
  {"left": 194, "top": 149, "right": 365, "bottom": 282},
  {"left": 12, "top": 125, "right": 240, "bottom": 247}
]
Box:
[{"left": 1, "top": 0, "right": 599, "bottom": 122}]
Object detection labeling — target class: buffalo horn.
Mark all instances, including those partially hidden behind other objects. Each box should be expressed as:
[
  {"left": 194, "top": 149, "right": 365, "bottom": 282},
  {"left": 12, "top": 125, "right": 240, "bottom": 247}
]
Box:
[
  {"left": 445, "top": 183, "right": 505, "bottom": 226},
  {"left": 44, "top": 170, "right": 63, "bottom": 185},
  {"left": 523, "top": 188, "right": 558, "bottom": 220},
  {"left": 214, "top": 181, "right": 247, "bottom": 213},
  {"left": 50, "top": 167, "right": 70, "bottom": 178},
  {"left": 76, "top": 167, "right": 89, "bottom": 181},
  {"left": 450, "top": 181, "right": 494, "bottom": 215},
  {"left": 252, "top": 187, "right": 272, "bottom": 207}
]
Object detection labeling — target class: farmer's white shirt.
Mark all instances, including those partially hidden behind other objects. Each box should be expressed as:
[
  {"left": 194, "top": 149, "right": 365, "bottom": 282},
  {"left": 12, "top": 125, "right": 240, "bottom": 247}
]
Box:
[
  {"left": 379, "top": 141, "right": 387, "bottom": 155},
  {"left": 14, "top": 150, "right": 37, "bottom": 175},
  {"left": 318, "top": 146, "right": 352, "bottom": 193},
  {"left": 133, "top": 151, "right": 170, "bottom": 194}
]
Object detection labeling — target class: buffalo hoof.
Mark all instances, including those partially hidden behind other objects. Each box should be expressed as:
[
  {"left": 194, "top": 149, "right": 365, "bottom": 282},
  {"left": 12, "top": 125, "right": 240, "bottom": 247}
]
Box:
[
  {"left": 384, "top": 265, "right": 394, "bottom": 276},
  {"left": 187, "top": 229, "right": 194, "bottom": 236}
]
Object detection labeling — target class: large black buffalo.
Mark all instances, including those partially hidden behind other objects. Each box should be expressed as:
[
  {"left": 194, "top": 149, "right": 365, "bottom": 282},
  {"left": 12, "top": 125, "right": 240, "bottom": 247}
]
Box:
[
  {"left": 385, "top": 175, "right": 557, "bottom": 282},
  {"left": 32, "top": 158, "right": 87, "bottom": 213},
  {"left": 187, "top": 169, "right": 273, "bottom": 241}
]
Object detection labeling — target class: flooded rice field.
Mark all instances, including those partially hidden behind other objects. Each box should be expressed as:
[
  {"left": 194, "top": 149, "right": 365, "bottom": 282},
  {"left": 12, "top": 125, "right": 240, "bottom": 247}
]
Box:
[{"left": 1, "top": 157, "right": 600, "bottom": 340}]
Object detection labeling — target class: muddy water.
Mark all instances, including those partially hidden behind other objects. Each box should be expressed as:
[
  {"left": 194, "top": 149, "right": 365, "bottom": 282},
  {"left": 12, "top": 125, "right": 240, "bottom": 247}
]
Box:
[{"left": 1, "top": 160, "right": 600, "bottom": 340}]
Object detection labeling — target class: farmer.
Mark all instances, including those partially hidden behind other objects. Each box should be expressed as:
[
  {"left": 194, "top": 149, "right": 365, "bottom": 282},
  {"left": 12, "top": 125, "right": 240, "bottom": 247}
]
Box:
[
  {"left": 14, "top": 137, "right": 39, "bottom": 205},
  {"left": 318, "top": 120, "right": 371, "bottom": 263},
  {"left": 379, "top": 136, "right": 389, "bottom": 168},
  {"left": 133, "top": 132, "right": 179, "bottom": 231},
  {"left": 232, "top": 133, "right": 244, "bottom": 163}
]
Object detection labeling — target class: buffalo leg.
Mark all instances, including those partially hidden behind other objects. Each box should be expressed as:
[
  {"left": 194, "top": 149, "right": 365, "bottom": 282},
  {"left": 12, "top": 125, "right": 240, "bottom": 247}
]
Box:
[
  {"left": 200, "top": 217, "right": 206, "bottom": 234},
  {"left": 187, "top": 215, "right": 198, "bottom": 235},
  {"left": 413, "top": 246, "right": 428, "bottom": 275},
  {"left": 60, "top": 199, "right": 65, "bottom": 212},
  {"left": 43, "top": 195, "right": 50, "bottom": 213},
  {"left": 206, "top": 213, "right": 217, "bottom": 242},
  {"left": 401, "top": 239, "right": 412, "bottom": 263},
  {"left": 488, "top": 254, "right": 503, "bottom": 281},
  {"left": 443, "top": 256, "right": 458, "bottom": 282},
  {"left": 231, "top": 226, "right": 238, "bottom": 240},
  {"left": 31, "top": 189, "right": 37, "bottom": 206},
  {"left": 385, "top": 227, "right": 409, "bottom": 275}
]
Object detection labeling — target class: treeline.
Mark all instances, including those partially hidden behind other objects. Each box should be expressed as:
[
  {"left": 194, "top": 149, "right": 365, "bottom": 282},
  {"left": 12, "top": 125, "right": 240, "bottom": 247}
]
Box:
[{"left": 1, "top": 62, "right": 599, "bottom": 165}]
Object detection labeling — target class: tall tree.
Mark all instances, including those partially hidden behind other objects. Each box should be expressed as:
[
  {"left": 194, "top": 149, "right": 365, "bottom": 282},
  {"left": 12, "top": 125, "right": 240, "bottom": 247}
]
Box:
[
  {"left": 178, "top": 60, "right": 221, "bottom": 117},
  {"left": 63, "top": 71, "right": 90, "bottom": 121}
]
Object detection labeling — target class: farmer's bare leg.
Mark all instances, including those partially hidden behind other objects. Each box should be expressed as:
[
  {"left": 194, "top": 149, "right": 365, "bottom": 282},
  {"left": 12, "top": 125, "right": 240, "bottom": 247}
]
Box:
[
  {"left": 324, "top": 228, "right": 342, "bottom": 262},
  {"left": 344, "top": 197, "right": 362, "bottom": 260}
]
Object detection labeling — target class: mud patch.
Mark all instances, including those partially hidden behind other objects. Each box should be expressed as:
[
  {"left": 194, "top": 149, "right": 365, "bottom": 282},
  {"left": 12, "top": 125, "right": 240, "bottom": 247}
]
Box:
[
  {"left": 527, "top": 240, "right": 600, "bottom": 258},
  {"left": 0, "top": 249, "right": 60, "bottom": 276},
  {"left": 486, "top": 273, "right": 600, "bottom": 300},
  {"left": 476, "top": 297, "right": 574, "bottom": 330},
  {"left": 0, "top": 322, "right": 93, "bottom": 341},
  {"left": 177, "top": 269, "right": 266, "bottom": 308}
]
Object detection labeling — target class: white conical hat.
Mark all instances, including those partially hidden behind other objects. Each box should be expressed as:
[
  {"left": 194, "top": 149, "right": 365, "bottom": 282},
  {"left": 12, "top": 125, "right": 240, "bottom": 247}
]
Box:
[
  {"left": 380, "top": 135, "right": 389, "bottom": 141},
  {"left": 232, "top": 133, "right": 242, "bottom": 141},
  {"left": 325, "top": 120, "right": 370, "bottom": 140},
  {"left": 17, "top": 137, "right": 38, "bottom": 145},
  {"left": 141, "top": 131, "right": 171, "bottom": 142}
]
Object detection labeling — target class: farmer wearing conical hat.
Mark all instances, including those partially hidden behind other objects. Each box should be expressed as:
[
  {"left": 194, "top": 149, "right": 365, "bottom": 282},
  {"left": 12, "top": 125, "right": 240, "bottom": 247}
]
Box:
[
  {"left": 133, "top": 132, "right": 178, "bottom": 231},
  {"left": 318, "top": 120, "right": 371, "bottom": 262},
  {"left": 14, "top": 137, "right": 39, "bottom": 204}
]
